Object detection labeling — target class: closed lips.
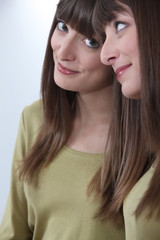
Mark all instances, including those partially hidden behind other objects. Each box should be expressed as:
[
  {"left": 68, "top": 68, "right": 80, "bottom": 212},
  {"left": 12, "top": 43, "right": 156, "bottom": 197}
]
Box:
[
  {"left": 115, "top": 64, "right": 132, "bottom": 75},
  {"left": 57, "top": 62, "right": 78, "bottom": 74}
]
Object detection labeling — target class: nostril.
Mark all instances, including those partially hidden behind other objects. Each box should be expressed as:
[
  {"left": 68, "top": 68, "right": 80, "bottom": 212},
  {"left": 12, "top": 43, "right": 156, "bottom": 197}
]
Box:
[
  {"left": 101, "top": 56, "right": 116, "bottom": 66},
  {"left": 108, "top": 57, "right": 116, "bottom": 64}
]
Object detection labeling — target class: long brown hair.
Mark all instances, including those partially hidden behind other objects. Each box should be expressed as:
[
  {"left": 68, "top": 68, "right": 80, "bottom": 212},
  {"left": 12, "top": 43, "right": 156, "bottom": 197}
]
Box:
[
  {"left": 19, "top": 0, "right": 100, "bottom": 183},
  {"left": 91, "top": 0, "right": 160, "bottom": 224}
]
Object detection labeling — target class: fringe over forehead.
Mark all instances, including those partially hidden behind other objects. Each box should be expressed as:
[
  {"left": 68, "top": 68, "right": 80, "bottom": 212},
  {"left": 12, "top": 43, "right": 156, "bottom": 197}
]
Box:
[
  {"left": 55, "top": 0, "right": 97, "bottom": 38},
  {"left": 93, "top": 0, "right": 130, "bottom": 38}
]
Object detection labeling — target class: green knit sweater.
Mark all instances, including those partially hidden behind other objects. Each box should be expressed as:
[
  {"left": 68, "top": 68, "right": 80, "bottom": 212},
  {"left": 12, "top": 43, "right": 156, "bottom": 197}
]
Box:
[
  {"left": 0, "top": 101, "right": 125, "bottom": 240},
  {"left": 123, "top": 166, "right": 160, "bottom": 240}
]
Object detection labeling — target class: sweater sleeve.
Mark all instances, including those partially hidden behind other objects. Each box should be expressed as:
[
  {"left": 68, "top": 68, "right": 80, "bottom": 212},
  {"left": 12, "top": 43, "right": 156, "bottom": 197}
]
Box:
[{"left": 0, "top": 109, "right": 33, "bottom": 239}]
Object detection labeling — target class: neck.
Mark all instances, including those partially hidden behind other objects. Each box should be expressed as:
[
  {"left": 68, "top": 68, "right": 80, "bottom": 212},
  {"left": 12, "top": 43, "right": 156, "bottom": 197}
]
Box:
[
  {"left": 67, "top": 84, "right": 113, "bottom": 153},
  {"left": 75, "top": 84, "right": 113, "bottom": 124}
]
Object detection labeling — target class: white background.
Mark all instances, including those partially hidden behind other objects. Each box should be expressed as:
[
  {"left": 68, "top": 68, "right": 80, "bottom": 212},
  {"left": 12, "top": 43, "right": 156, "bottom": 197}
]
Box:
[{"left": 0, "top": 0, "right": 58, "bottom": 222}]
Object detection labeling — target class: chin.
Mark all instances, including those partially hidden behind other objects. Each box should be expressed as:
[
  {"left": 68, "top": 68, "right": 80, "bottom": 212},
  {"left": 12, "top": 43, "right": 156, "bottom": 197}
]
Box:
[{"left": 122, "top": 88, "right": 141, "bottom": 100}]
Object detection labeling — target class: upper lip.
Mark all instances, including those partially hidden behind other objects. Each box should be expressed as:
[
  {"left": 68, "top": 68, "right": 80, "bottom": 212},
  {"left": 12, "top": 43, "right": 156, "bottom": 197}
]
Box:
[{"left": 114, "top": 64, "right": 132, "bottom": 75}]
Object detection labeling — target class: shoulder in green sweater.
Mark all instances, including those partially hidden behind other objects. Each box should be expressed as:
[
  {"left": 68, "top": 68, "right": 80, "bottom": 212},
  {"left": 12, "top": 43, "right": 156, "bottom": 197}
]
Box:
[{"left": 0, "top": 100, "right": 125, "bottom": 240}]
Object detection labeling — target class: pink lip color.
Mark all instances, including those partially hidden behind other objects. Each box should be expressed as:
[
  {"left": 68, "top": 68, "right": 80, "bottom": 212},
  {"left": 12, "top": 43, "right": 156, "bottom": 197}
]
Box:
[
  {"left": 57, "top": 62, "right": 78, "bottom": 75},
  {"left": 115, "top": 64, "right": 132, "bottom": 81}
]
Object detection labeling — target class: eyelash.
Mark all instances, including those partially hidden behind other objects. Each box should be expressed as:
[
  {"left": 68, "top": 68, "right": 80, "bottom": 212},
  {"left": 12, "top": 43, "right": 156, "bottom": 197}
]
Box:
[
  {"left": 83, "top": 38, "right": 99, "bottom": 49},
  {"left": 56, "top": 20, "right": 68, "bottom": 32},
  {"left": 56, "top": 20, "right": 99, "bottom": 49}
]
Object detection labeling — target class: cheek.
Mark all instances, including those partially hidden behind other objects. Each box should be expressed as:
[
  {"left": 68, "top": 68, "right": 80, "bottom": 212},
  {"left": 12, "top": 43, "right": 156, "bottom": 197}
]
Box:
[
  {"left": 132, "top": 43, "right": 141, "bottom": 85},
  {"left": 83, "top": 55, "right": 113, "bottom": 79},
  {"left": 93, "top": 60, "right": 113, "bottom": 78},
  {"left": 83, "top": 54, "right": 102, "bottom": 71},
  {"left": 50, "top": 31, "right": 57, "bottom": 50},
  {"left": 130, "top": 30, "right": 139, "bottom": 60},
  {"left": 125, "top": 27, "right": 138, "bottom": 55}
]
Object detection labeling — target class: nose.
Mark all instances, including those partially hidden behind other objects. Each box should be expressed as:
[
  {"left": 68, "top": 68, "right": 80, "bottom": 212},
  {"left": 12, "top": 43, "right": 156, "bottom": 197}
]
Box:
[
  {"left": 100, "top": 37, "right": 120, "bottom": 66},
  {"left": 58, "top": 35, "right": 76, "bottom": 61}
]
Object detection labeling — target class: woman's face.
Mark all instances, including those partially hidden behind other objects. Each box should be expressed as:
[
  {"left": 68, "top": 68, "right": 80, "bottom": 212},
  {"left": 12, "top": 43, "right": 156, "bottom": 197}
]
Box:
[
  {"left": 100, "top": 4, "right": 141, "bottom": 99},
  {"left": 51, "top": 20, "right": 113, "bottom": 94}
]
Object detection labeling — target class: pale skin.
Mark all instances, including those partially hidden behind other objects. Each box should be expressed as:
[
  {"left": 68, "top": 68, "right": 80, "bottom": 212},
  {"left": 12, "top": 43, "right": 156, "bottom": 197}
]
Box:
[
  {"left": 100, "top": 4, "right": 141, "bottom": 99},
  {"left": 51, "top": 20, "right": 113, "bottom": 153},
  {"left": 67, "top": 85, "right": 113, "bottom": 153}
]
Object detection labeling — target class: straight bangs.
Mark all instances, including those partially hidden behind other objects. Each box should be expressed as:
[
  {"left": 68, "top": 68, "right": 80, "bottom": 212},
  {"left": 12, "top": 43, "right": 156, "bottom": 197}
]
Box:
[
  {"left": 56, "top": 0, "right": 96, "bottom": 39},
  {"left": 93, "top": 0, "right": 128, "bottom": 42}
]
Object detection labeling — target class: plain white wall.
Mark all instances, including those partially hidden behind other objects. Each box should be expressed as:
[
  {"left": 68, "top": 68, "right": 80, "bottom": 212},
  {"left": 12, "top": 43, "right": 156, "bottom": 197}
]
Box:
[{"left": 0, "top": 0, "right": 59, "bottom": 222}]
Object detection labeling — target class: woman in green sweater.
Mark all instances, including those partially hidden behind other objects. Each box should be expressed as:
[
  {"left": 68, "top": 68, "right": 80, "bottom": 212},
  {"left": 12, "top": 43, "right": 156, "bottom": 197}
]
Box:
[
  {"left": 0, "top": 0, "right": 125, "bottom": 239},
  {"left": 92, "top": 0, "right": 160, "bottom": 239}
]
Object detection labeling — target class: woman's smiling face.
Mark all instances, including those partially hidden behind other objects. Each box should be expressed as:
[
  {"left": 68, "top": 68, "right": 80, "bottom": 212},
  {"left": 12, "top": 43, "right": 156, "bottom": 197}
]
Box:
[
  {"left": 51, "top": 20, "right": 113, "bottom": 94},
  {"left": 100, "top": 3, "right": 141, "bottom": 99}
]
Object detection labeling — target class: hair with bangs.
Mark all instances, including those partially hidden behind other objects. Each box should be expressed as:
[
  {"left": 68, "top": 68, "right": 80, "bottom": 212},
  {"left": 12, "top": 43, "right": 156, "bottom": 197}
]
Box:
[
  {"left": 56, "top": 0, "right": 96, "bottom": 38},
  {"left": 93, "top": 0, "right": 125, "bottom": 38},
  {"left": 19, "top": 0, "right": 98, "bottom": 183},
  {"left": 90, "top": 0, "right": 160, "bottom": 225}
]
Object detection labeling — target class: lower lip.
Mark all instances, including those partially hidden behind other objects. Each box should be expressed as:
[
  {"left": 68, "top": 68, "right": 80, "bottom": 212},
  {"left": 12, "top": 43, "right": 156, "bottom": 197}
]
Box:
[
  {"left": 57, "top": 62, "right": 78, "bottom": 75},
  {"left": 117, "top": 65, "right": 131, "bottom": 81}
]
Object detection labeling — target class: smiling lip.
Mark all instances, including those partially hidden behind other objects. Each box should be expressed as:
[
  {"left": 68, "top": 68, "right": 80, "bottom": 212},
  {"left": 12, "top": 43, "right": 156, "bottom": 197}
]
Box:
[
  {"left": 115, "top": 64, "right": 132, "bottom": 81},
  {"left": 57, "top": 62, "right": 79, "bottom": 75}
]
